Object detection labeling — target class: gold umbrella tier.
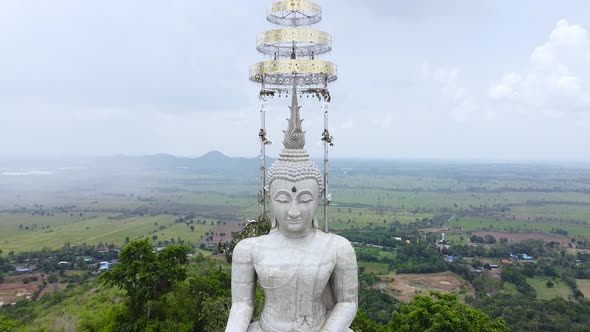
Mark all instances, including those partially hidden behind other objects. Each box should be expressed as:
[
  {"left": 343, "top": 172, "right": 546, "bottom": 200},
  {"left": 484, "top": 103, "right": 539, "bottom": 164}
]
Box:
[
  {"left": 257, "top": 29, "right": 332, "bottom": 58},
  {"left": 267, "top": 0, "right": 322, "bottom": 26},
  {"left": 250, "top": 59, "right": 337, "bottom": 88}
]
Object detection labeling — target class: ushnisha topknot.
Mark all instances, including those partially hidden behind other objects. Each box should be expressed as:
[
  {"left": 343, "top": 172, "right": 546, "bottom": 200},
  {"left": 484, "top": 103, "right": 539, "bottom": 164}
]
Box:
[
  {"left": 266, "top": 149, "right": 323, "bottom": 193},
  {"left": 266, "top": 79, "right": 323, "bottom": 193}
]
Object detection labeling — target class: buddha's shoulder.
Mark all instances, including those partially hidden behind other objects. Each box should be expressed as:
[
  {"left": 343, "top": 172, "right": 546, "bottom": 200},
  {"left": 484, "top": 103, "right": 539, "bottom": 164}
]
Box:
[
  {"left": 234, "top": 235, "right": 268, "bottom": 251},
  {"left": 232, "top": 236, "right": 268, "bottom": 262},
  {"left": 319, "top": 231, "right": 354, "bottom": 249}
]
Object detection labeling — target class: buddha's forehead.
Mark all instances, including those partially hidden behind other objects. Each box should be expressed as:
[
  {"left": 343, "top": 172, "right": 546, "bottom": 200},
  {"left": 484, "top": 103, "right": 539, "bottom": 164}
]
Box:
[{"left": 270, "top": 178, "right": 319, "bottom": 195}]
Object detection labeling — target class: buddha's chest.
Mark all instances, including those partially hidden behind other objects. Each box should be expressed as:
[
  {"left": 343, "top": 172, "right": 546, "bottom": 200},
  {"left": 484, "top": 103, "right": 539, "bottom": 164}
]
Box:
[{"left": 254, "top": 247, "right": 335, "bottom": 291}]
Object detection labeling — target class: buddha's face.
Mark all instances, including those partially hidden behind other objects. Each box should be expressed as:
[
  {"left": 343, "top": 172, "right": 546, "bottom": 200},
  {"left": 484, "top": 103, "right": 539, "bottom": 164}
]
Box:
[{"left": 270, "top": 178, "right": 319, "bottom": 237}]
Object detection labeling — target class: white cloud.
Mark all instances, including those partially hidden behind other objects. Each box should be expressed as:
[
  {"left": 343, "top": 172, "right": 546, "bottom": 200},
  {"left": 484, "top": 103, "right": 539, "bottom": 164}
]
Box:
[
  {"left": 490, "top": 19, "right": 590, "bottom": 113},
  {"left": 422, "top": 61, "right": 479, "bottom": 123},
  {"left": 421, "top": 61, "right": 464, "bottom": 101},
  {"left": 433, "top": 66, "right": 464, "bottom": 101}
]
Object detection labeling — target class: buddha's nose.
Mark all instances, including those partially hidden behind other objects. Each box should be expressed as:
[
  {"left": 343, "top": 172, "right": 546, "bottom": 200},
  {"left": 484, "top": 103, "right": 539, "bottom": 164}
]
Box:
[{"left": 288, "top": 203, "right": 301, "bottom": 219}]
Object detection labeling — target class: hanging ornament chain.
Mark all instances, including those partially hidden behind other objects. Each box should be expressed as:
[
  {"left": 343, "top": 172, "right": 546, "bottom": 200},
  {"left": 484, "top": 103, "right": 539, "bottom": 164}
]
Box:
[
  {"left": 258, "top": 92, "right": 271, "bottom": 216},
  {"left": 320, "top": 94, "right": 333, "bottom": 233}
]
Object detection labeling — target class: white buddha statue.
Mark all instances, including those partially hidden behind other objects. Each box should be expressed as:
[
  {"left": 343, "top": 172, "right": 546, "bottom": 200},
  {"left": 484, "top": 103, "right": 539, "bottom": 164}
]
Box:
[{"left": 226, "top": 90, "right": 358, "bottom": 332}]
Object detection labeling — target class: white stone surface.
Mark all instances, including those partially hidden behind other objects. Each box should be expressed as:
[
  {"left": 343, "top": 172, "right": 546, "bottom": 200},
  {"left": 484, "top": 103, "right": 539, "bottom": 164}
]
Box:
[{"left": 226, "top": 178, "right": 358, "bottom": 331}]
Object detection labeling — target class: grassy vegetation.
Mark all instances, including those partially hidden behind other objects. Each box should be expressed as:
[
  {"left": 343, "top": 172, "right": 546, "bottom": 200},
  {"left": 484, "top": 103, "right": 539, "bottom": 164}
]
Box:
[
  {"left": 19, "top": 282, "right": 125, "bottom": 332},
  {"left": 502, "top": 281, "right": 519, "bottom": 293},
  {"left": 527, "top": 277, "right": 573, "bottom": 300},
  {"left": 1, "top": 159, "right": 589, "bottom": 255},
  {"left": 576, "top": 279, "right": 590, "bottom": 298},
  {"left": 0, "top": 213, "right": 213, "bottom": 252},
  {"left": 1, "top": 254, "right": 233, "bottom": 331},
  {"left": 359, "top": 262, "right": 390, "bottom": 275},
  {"left": 509, "top": 203, "right": 590, "bottom": 223},
  {"left": 449, "top": 216, "right": 590, "bottom": 237}
]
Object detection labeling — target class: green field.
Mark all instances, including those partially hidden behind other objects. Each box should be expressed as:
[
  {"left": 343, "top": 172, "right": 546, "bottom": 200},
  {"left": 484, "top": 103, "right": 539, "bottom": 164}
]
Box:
[
  {"left": 577, "top": 279, "right": 590, "bottom": 298},
  {"left": 358, "top": 262, "right": 390, "bottom": 275},
  {"left": 449, "top": 216, "right": 590, "bottom": 238},
  {"left": 328, "top": 208, "right": 434, "bottom": 231},
  {"left": 0, "top": 213, "right": 212, "bottom": 252},
  {"left": 2, "top": 159, "right": 590, "bottom": 253},
  {"left": 527, "top": 277, "right": 573, "bottom": 300}
]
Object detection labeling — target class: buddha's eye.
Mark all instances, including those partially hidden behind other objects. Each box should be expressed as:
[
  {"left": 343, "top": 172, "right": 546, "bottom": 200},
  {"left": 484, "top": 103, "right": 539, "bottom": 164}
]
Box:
[
  {"left": 274, "top": 193, "right": 290, "bottom": 203},
  {"left": 298, "top": 193, "right": 314, "bottom": 203}
]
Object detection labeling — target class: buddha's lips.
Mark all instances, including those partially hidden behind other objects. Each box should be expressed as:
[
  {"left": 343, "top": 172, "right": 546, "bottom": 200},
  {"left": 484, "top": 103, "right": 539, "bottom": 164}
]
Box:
[{"left": 287, "top": 219, "right": 303, "bottom": 224}]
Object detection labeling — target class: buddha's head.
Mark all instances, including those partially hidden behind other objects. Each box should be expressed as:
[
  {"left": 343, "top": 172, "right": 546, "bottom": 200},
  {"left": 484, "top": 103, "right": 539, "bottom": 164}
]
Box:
[
  {"left": 266, "top": 149, "right": 323, "bottom": 235},
  {"left": 265, "top": 81, "right": 324, "bottom": 236}
]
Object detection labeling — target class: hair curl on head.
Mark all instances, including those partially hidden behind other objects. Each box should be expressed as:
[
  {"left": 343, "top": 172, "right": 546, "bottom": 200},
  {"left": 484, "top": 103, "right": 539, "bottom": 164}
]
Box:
[{"left": 265, "top": 149, "right": 323, "bottom": 194}]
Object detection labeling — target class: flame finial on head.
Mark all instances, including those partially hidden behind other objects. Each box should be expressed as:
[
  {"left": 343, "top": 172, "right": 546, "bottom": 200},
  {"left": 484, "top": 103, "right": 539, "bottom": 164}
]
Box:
[
  {"left": 266, "top": 79, "right": 323, "bottom": 194},
  {"left": 283, "top": 79, "right": 306, "bottom": 149}
]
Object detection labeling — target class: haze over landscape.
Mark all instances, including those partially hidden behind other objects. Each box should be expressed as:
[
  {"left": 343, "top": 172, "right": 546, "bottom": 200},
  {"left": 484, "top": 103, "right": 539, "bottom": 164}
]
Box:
[
  {"left": 2, "top": 1, "right": 590, "bottom": 331},
  {"left": 1, "top": 0, "right": 590, "bottom": 160}
]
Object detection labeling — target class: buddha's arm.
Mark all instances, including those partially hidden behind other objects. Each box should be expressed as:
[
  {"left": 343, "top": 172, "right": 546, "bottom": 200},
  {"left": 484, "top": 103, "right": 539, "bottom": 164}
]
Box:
[
  {"left": 226, "top": 240, "right": 256, "bottom": 332},
  {"left": 322, "top": 241, "right": 358, "bottom": 332}
]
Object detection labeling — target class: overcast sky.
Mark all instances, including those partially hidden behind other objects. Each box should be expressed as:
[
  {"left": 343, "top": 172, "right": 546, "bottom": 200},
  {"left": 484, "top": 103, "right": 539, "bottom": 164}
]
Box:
[{"left": 1, "top": 0, "right": 589, "bottom": 161}]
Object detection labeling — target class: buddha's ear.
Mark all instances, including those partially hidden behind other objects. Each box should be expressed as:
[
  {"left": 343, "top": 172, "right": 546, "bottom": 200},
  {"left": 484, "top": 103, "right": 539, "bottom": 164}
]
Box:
[
  {"left": 312, "top": 217, "right": 319, "bottom": 229},
  {"left": 272, "top": 217, "right": 278, "bottom": 229}
]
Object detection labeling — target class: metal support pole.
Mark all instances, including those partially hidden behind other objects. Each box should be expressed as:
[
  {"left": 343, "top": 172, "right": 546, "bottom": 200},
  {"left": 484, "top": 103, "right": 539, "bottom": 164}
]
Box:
[
  {"left": 259, "top": 93, "right": 268, "bottom": 217},
  {"left": 322, "top": 98, "right": 330, "bottom": 233}
]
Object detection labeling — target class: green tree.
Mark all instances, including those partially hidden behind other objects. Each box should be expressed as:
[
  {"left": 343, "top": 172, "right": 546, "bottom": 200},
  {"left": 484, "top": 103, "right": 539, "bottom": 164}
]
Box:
[
  {"left": 225, "top": 212, "right": 271, "bottom": 263},
  {"left": 99, "top": 238, "right": 189, "bottom": 320},
  {"left": 187, "top": 269, "right": 233, "bottom": 331},
  {"left": 0, "top": 315, "right": 20, "bottom": 331},
  {"left": 351, "top": 310, "right": 381, "bottom": 332},
  {"left": 388, "top": 292, "right": 509, "bottom": 332},
  {"left": 47, "top": 273, "right": 58, "bottom": 283}
]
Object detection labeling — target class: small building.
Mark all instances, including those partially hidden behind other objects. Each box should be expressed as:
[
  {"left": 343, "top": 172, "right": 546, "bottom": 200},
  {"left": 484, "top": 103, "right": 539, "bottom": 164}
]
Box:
[
  {"left": 501, "top": 259, "right": 513, "bottom": 265},
  {"left": 99, "top": 261, "right": 112, "bottom": 271}
]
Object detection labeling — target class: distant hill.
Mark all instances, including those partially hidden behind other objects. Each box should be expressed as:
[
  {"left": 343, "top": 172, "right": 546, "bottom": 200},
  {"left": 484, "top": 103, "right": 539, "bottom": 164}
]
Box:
[
  {"left": 0, "top": 152, "right": 269, "bottom": 176},
  {"left": 3, "top": 153, "right": 589, "bottom": 179},
  {"left": 89, "top": 152, "right": 265, "bottom": 175}
]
